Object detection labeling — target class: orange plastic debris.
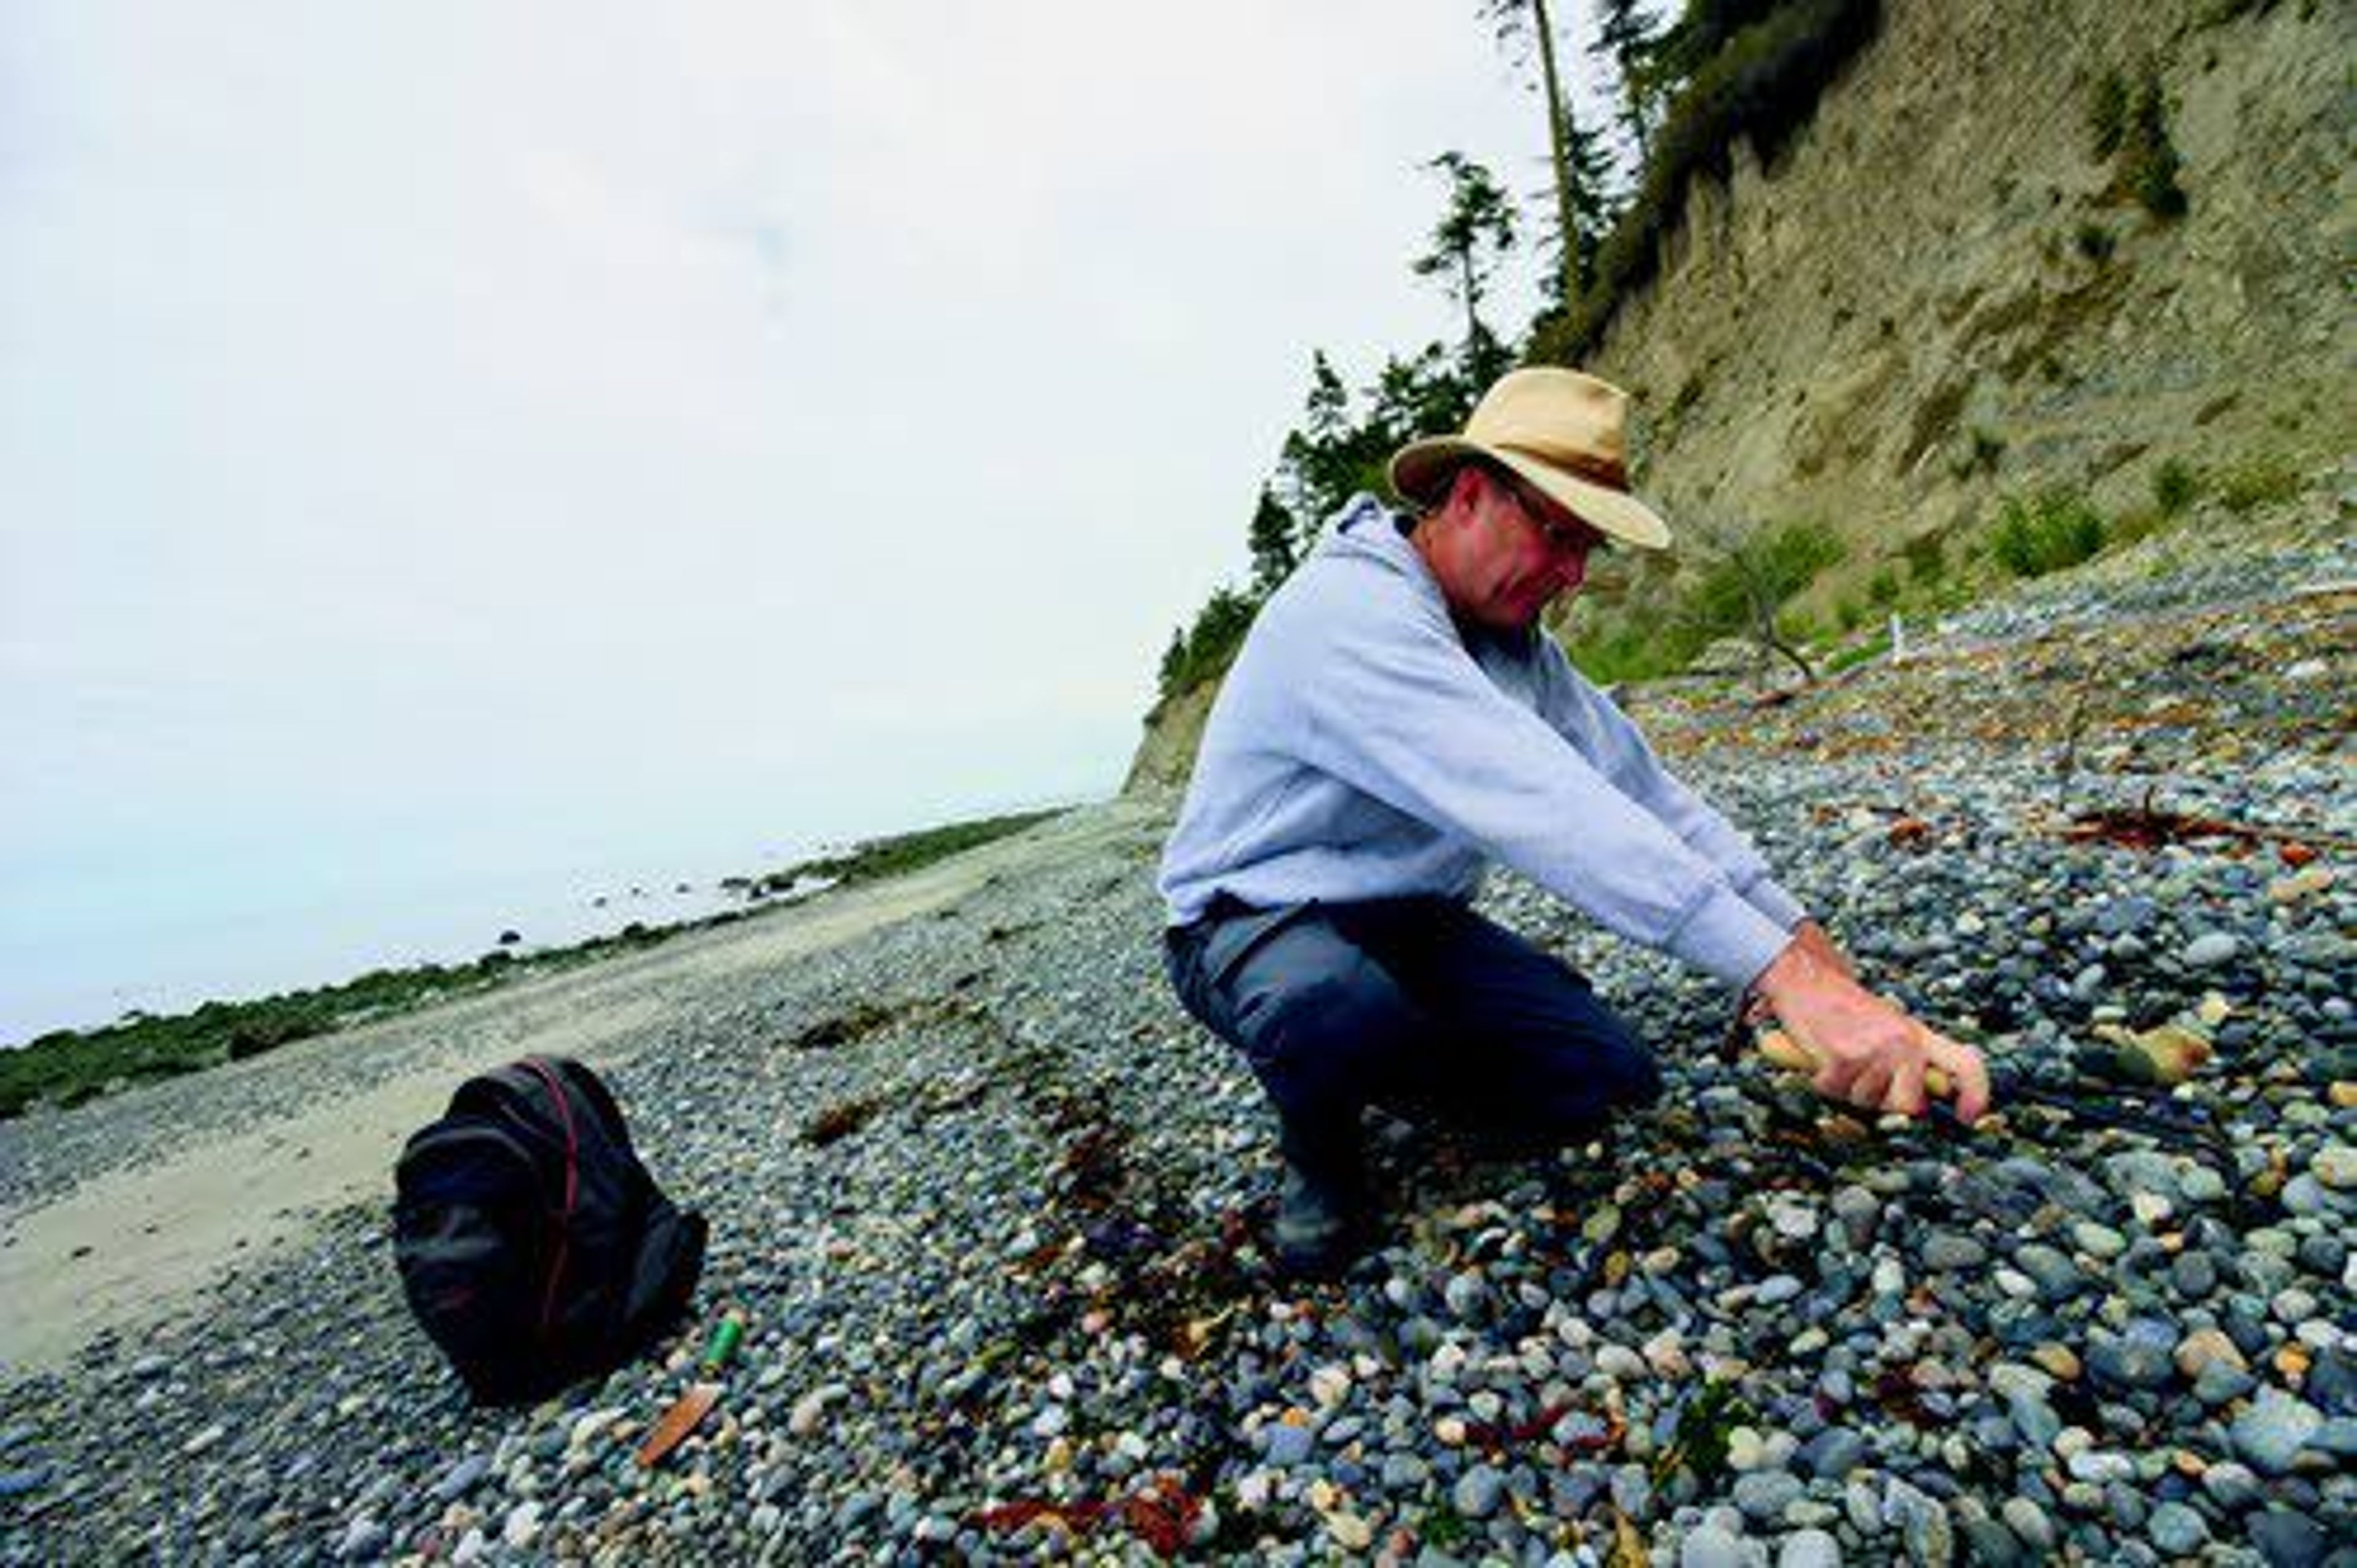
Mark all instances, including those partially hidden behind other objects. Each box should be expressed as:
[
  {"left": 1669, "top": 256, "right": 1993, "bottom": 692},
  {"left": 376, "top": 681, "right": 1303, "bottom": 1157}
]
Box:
[{"left": 635, "top": 1381, "right": 721, "bottom": 1469}]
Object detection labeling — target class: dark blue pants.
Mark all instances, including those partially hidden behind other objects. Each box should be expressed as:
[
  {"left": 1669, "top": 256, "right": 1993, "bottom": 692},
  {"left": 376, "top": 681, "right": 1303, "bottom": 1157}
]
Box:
[{"left": 1164, "top": 895, "right": 1662, "bottom": 1195}]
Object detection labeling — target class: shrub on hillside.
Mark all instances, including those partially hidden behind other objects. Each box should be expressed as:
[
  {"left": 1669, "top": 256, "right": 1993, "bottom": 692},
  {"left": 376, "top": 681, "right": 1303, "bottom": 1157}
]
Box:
[
  {"left": 1903, "top": 531, "right": 1948, "bottom": 585},
  {"left": 1991, "top": 487, "right": 2107, "bottom": 577},
  {"left": 2119, "top": 71, "right": 2188, "bottom": 219},
  {"left": 2216, "top": 455, "right": 2301, "bottom": 513},
  {"left": 2153, "top": 458, "right": 2200, "bottom": 515},
  {"left": 2088, "top": 70, "right": 2131, "bottom": 160}
]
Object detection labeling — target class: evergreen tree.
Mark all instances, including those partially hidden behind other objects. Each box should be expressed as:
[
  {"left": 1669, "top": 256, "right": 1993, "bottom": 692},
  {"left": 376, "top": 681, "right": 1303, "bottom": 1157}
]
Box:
[
  {"left": 1592, "top": 0, "right": 1666, "bottom": 159},
  {"left": 1476, "top": 0, "right": 1584, "bottom": 308},
  {"left": 1369, "top": 345, "right": 1477, "bottom": 456},
  {"left": 1277, "top": 351, "right": 1387, "bottom": 532},
  {"left": 1554, "top": 110, "right": 1618, "bottom": 296},
  {"left": 1156, "top": 627, "right": 1187, "bottom": 698},
  {"left": 1652, "top": 0, "right": 1780, "bottom": 86},
  {"left": 1411, "top": 152, "right": 1520, "bottom": 389},
  {"left": 1246, "top": 484, "right": 1302, "bottom": 595}
]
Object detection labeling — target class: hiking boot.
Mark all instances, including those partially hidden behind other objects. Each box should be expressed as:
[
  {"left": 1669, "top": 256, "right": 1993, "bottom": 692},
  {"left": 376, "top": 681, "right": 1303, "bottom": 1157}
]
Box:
[{"left": 1272, "top": 1161, "right": 1368, "bottom": 1280}]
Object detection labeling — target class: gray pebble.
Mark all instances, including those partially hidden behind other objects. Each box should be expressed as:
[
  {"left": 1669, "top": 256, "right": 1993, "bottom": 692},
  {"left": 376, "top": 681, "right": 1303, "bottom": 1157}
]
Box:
[
  {"left": 1922, "top": 1234, "right": 1987, "bottom": 1271},
  {"left": 1263, "top": 1423, "right": 1314, "bottom": 1467},
  {"left": 1777, "top": 1527, "right": 1841, "bottom": 1568},
  {"left": 2147, "top": 1500, "right": 2208, "bottom": 1556},
  {"left": 0, "top": 1467, "right": 49, "bottom": 1500},
  {"left": 1799, "top": 1427, "right": 1866, "bottom": 1479},
  {"left": 1734, "top": 1470, "right": 1805, "bottom": 1522},
  {"left": 2246, "top": 1508, "right": 2328, "bottom": 1568},
  {"left": 1452, "top": 1462, "right": 1503, "bottom": 1520},
  {"left": 2181, "top": 932, "right": 2240, "bottom": 968},
  {"left": 1679, "top": 1523, "right": 1749, "bottom": 1568},
  {"left": 2231, "top": 1388, "right": 2324, "bottom": 1474}
]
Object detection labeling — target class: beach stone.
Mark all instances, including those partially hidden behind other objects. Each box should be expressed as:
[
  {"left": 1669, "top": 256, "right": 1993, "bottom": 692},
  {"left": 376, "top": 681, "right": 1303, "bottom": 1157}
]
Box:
[
  {"left": 2246, "top": 1509, "right": 2328, "bottom": 1568},
  {"left": 1452, "top": 1463, "right": 1503, "bottom": 1520},
  {"left": 501, "top": 1502, "right": 543, "bottom": 1550},
  {"left": 335, "top": 1515, "right": 388, "bottom": 1561},
  {"left": 2005, "top": 1392, "right": 2062, "bottom": 1451},
  {"left": 788, "top": 1383, "right": 848, "bottom": 1437},
  {"left": 1326, "top": 1510, "right": 1372, "bottom": 1551},
  {"left": 2231, "top": 1388, "right": 2323, "bottom": 1474},
  {"left": 1768, "top": 1199, "right": 1821, "bottom": 1242},
  {"left": 1444, "top": 1272, "right": 1487, "bottom": 1319},
  {"left": 1882, "top": 1477, "right": 1953, "bottom": 1566},
  {"left": 2000, "top": 1496, "right": 2054, "bottom": 1551},
  {"left": 2170, "top": 1249, "right": 2219, "bottom": 1296},
  {"left": 2199, "top": 1460, "right": 2261, "bottom": 1510},
  {"left": 2146, "top": 1500, "right": 2208, "bottom": 1556},
  {"left": 2312, "top": 1143, "right": 2357, "bottom": 1191},
  {"left": 1263, "top": 1423, "right": 1314, "bottom": 1467},
  {"left": 2181, "top": 932, "right": 2240, "bottom": 968},
  {"left": 1735, "top": 1470, "right": 1806, "bottom": 1522},
  {"left": 2070, "top": 1222, "right": 2128, "bottom": 1261},
  {"left": 2195, "top": 1359, "right": 2259, "bottom": 1405},
  {"left": 2178, "top": 1325, "right": 2248, "bottom": 1380},
  {"left": 2013, "top": 1244, "right": 2080, "bottom": 1300},
  {"left": 2297, "top": 1232, "right": 2347, "bottom": 1277},
  {"left": 1680, "top": 1524, "right": 1749, "bottom": 1568},
  {"left": 2088, "top": 1321, "right": 2177, "bottom": 1391},
  {"left": 1778, "top": 1527, "right": 1842, "bottom": 1568},
  {"left": 1596, "top": 1344, "right": 1647, "bottom": 1381},
  {"left": 1832, "top": 1186, "right": 1880, "bottom": 1246},
  {"left": 2180, "top": 1165, "right": 2227, "bottom": 1205},
  {"left": 2027, "top": 1343, "right": 2081, "bottom": 1381},
  {"left": 431, "top": 1454, "right": 490, "bottom": 1504},
  {"left": 1923, "top": 1234, "right": 1987, "bottom": 1271},
  {"left": 1799, "top": 1427, "right": 1866, "bottom": 1478},
  {"left": 2307, "top": 1415, "right": 2357, "bottom": 1459},
  {"left": 1959, "top": 1518, "right": 2028, "bottom": 1566}
]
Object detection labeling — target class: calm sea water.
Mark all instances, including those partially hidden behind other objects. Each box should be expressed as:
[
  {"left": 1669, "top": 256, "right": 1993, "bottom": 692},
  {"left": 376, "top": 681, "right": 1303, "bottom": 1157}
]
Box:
[{"left": 0, "top": 839, "right": 816, "bottom": 1048}]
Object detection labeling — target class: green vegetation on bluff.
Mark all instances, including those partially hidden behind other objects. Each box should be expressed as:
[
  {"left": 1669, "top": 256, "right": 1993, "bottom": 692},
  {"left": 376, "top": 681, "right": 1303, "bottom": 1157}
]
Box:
[
  {"left": 741, "top": 808, "right": 1065, "bottom": 897},
  {"left": 0, "top": 936, "right": 665, "bottom": 1120},
  {"left": 3, "top": 806, "right": 1065, "bottom": 1120}
]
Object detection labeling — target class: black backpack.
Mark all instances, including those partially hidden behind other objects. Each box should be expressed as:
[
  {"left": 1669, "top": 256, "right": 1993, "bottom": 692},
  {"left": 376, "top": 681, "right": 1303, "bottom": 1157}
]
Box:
[{"left": 393, "top": 1056, "right": 706, "bottom": 1405}]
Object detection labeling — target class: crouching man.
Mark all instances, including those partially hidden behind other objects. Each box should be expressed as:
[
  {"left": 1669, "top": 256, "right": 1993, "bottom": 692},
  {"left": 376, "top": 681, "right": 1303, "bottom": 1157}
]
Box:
[{"left": 1158, "top": 368, "right": 1990, "bottom": 1278}]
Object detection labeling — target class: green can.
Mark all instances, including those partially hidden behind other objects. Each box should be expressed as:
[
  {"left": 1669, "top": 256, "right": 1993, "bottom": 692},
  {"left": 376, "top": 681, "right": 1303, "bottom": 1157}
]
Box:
[{"left": 702, "top": 1313, "right": 746, "bottom": 1372}]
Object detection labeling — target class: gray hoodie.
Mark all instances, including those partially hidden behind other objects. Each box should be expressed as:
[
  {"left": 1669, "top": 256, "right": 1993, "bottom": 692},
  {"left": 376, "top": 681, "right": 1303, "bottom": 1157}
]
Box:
[{"left": 1157, "top": 494, "right": 1806, "bottom": 989}]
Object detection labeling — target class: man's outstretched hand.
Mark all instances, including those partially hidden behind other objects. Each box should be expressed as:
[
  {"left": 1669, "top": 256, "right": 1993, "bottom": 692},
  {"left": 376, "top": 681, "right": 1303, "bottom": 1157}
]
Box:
[{"left": 1752, "top": 933, "right": 1992, "bottom": 1124}]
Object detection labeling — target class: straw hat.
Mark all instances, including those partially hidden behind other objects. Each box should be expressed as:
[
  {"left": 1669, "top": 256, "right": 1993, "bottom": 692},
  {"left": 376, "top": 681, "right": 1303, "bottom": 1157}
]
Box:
[{"left": 1388, "top": 368, "right": 1672, "bottom": 551}]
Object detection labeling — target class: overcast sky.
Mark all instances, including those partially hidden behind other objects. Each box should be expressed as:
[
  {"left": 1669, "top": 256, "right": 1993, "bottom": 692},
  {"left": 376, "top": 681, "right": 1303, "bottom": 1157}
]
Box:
[{"left": 1, "top": 2, "right": 1624, "bottom": 1037}]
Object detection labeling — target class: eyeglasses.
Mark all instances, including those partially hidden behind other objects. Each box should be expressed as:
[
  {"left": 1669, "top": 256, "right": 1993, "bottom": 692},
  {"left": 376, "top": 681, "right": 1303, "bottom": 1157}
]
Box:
[{"left": 1493, "top": 472, "right": 1608, "bottom": 559}]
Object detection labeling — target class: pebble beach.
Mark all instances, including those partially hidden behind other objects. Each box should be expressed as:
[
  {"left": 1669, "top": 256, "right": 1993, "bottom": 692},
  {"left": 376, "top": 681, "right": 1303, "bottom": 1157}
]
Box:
[{"left": 3, "top": 545, "right": 2353, "bottom": 1566}]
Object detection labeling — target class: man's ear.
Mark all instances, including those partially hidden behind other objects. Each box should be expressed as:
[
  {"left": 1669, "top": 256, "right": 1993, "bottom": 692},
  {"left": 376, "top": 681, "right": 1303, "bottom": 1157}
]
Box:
[{"left": 1444, "top": 463, "right": 1487, "bottom": 516}]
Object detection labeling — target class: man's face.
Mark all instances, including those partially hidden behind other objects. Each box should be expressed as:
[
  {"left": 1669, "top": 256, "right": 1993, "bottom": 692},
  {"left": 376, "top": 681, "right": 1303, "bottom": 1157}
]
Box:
[{"left": 1417, "top": 465, "right": 1610, "bottom": 632}]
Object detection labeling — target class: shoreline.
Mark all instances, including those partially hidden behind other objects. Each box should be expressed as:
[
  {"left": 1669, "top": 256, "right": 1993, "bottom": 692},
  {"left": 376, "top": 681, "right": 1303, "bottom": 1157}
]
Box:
[
  {"left": 0, "top": 801, "right": 1140, "bottom": 1372},
  {"left": 0, "top": 806, "right": 1070, "bottom": 1114}
]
